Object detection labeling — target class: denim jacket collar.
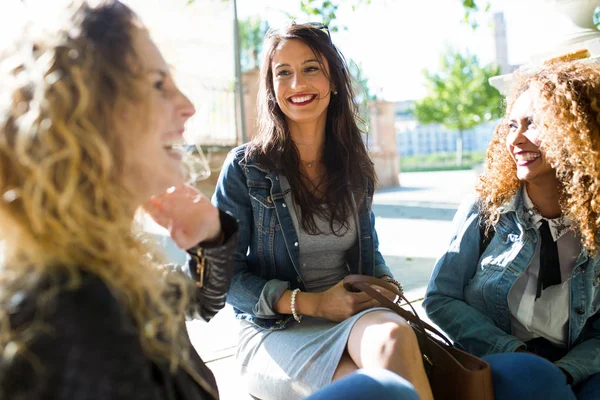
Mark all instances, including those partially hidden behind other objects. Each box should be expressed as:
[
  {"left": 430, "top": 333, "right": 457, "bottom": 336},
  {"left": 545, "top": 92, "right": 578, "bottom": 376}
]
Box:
[
  {"left": 497, "top": 185, "right": 592, "bottom": 261},
  {"left": 497, "top": 185, "right": 536, "bottom": 229}
]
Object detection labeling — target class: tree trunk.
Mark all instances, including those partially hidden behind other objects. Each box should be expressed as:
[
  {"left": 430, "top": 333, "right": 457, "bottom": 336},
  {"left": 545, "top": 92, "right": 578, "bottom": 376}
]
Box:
[{"left": 456, "top": 129, "right": 464, "bottom": 167}]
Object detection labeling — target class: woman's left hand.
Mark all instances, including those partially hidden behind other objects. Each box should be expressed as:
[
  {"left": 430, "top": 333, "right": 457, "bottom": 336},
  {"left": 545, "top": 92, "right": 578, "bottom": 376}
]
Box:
[{"left": 143, "top": 185, "right": 222, "bottom": 250}]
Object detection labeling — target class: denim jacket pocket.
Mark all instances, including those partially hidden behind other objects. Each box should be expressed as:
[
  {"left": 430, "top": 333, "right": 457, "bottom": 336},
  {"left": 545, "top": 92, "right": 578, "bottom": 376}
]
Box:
[{"left": 248, "top": 181, "right": 279, "bottom": 234}]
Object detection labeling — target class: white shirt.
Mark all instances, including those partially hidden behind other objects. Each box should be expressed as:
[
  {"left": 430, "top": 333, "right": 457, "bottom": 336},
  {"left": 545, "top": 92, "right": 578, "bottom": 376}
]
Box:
[{"left": 507, "top": 188, "right": 581, "bottom": 346}]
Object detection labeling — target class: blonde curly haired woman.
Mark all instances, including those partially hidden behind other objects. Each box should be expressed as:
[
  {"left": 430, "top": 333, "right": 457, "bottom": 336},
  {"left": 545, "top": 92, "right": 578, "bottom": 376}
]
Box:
[
  {"left": 425, "top": 61, "right": 600, "bottom": 400},
  {"left": 0, "top": 1, "right": 240, "bottom": 399}
]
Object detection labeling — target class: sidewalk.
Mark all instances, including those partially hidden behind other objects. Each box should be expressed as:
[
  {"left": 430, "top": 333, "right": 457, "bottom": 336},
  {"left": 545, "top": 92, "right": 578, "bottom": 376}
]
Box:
[
  {"left": 173, "top": 169, "right": 479, "bottom": 398},
  {"left": 372, "top": 169, "right": 478, "bottom": 300}
]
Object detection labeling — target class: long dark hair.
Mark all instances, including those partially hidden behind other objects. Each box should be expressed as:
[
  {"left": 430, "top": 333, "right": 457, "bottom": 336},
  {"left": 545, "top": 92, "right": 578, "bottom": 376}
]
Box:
[{"left": 246, "top": 23, "right": 376, "bottom": 235}]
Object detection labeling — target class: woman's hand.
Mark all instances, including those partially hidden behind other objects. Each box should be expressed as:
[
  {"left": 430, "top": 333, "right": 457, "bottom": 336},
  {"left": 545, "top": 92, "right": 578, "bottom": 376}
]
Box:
[
  {"left": 315, "top": 281, "right": 380, "bottom": 322},
  {"left": 143, "top": 185, "right": 222, "bottom": 250}
]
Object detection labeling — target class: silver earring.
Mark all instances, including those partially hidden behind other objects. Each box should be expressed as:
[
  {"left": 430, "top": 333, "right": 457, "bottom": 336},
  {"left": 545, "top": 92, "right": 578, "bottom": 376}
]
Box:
[{"left": 332, "top": 90, "right": 338, "bottom": 95}]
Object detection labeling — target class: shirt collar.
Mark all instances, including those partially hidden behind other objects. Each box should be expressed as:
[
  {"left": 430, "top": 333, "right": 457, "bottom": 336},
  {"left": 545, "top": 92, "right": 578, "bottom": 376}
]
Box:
[{"left": 522, "top": 187, "right": 573, "bottom": 242}]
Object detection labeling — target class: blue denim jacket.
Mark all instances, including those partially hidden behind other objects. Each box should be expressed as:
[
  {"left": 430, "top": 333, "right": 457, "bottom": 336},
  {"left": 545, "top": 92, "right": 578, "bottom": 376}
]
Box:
[
  {"left": 424, "top": 186, "right": 600, "bottom": 385},
  {"left": 213, "top": 145, "right": 392, "bottom": 330}
]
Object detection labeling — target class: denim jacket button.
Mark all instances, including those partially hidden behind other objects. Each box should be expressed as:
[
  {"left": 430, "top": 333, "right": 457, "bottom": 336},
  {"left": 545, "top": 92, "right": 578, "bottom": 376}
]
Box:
[
  {"left": 576, "top": 307, "right": 585, "bottom": 315},
  {"left": 282, "top": 203, "right": 287, "bottom": 208},
  {"left": 267, "top": 195, "right": 272, "bottom": 203},
  {"left": 296, "top": 276, "right": 302, "bottom": 283},
  {"left": 294, "top": 242, "right": 298, "bottom": 247}
]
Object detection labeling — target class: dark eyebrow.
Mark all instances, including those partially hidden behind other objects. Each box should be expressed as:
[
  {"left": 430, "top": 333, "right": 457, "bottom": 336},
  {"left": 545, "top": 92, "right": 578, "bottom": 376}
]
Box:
[{"left": 274, "top": 59, "right": 321, "bottom": 70}]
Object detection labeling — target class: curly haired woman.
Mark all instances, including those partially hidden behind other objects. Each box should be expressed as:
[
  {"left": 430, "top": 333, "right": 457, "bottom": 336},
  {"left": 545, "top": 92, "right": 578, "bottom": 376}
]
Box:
[
  {"left": 424, "top": 61, "right": 600, "bottom": 400},
  {"left": 0, "top": 1, "right": 241, "bottom": 399}
]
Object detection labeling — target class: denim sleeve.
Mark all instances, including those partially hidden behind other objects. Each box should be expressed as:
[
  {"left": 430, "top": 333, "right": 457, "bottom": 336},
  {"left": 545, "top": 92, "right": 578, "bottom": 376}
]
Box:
[
  {"left": 555, "top": 312, "right": 600, "bottom": 385},
  {"left": 212, "top": 150, "right": 287, "bottom": 318},
  {"left": 371, "top": 210, "right": 393, "bottom": 278},
  {"left": 423, "top": 198, "right": 525, "bottom": 356}
]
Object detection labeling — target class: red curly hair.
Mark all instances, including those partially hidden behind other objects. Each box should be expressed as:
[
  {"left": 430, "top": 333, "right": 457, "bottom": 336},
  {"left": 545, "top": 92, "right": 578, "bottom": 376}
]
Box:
[{"left": 477, "top": 61, "right": 600, "bottom": 254}]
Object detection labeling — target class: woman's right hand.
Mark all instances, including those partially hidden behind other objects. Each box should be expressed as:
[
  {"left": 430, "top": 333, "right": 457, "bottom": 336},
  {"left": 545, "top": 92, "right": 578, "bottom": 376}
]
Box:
[{"left": 315, "top": 281, "right": 380, "bottom": 322}]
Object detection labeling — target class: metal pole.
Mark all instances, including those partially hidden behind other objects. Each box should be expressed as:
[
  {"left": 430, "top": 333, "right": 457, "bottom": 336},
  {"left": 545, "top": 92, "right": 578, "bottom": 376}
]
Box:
[{"left": 233, "top": 0, "right": 247, "bottom": 144}]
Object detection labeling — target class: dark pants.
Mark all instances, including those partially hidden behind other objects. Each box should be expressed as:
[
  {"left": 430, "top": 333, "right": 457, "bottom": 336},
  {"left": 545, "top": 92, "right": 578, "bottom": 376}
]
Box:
[
  {"left": 304, "top": 369, "right": 419, "bottom": 400},
  {"left": 483, "top": 353, "right": 600, "bottom": 400}
]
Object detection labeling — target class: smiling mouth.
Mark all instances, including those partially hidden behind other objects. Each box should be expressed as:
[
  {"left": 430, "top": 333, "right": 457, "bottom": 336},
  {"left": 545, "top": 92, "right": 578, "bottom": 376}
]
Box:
[
  {"left": 288, "top": 94, "right": 317, "bottom": 105},
  {"left": 163, "top": 143, "right": 187, "bottom": 161},
  {"left": 515, "top": 152, "right": 540, "bottom": 166}
]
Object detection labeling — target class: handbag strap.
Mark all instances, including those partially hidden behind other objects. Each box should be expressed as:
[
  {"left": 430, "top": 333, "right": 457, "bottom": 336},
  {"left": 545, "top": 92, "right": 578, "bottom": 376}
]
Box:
[{"left": 343, "top": 275, "right": 452, "bottom": 347}]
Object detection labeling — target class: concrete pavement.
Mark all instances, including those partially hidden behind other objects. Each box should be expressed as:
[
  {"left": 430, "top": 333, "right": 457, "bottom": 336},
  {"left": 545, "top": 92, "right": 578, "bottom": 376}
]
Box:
[{"left": 372, "top": 169, "right": 479, "bottom": 299}]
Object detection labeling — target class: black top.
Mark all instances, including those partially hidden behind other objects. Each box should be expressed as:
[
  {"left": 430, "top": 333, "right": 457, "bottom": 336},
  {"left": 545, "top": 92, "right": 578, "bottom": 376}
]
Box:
[{"left": 0, "top": 210, "right": 239, "bottom": 400}]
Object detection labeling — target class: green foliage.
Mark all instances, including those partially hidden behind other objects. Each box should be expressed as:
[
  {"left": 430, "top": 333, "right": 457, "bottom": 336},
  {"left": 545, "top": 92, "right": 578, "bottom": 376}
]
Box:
[
  {"left": 413, "top": 49, "right": 503, "bottom": 165},
  {"left": 461, "top": 0, "right": 491, "bottom": 30},
  {"left": 295, "top": 0, "right": 371, "bottom": 31},
  {"left": 413, "top": 49, "right": 503, "bottom": 132},
  {"left": 239, "top": 17, "right": 269, "bottom": 71}
]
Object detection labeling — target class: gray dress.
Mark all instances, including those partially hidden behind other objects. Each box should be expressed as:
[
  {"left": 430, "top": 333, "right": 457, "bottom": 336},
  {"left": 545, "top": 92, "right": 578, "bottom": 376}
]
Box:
[{"left": 236, "top": 176, "right": 384, "bottom": 400}]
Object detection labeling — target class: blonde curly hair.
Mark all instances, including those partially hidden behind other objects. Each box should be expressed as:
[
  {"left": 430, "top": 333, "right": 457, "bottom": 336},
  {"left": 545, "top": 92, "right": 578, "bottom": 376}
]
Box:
[
  {"left": 477, "top": 61, "right": 600, "bottom": 254},
  {"left": 0, "top": 0, "right": 190, "bottom": 370}
]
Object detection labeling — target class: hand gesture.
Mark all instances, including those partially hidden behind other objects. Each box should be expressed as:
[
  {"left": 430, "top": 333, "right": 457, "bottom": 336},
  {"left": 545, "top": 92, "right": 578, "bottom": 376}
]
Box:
[
  {"left": 316, "top": 281, "right": 380, "bottom": 322},
  {"left": 143, "top": 185, "right": 221, "bottom": 250}
]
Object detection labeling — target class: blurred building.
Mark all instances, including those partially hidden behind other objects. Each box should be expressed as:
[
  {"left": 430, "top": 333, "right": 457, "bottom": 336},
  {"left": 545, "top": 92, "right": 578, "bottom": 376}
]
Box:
[
  {"left": 125, "top": 0, "right": 239, "bottom": 148},
  {"left": 491, "top": 12, "right": 519, "bottom": 75},
  {"left": 394, "top": 101, "right": 496, "bottom": 156}
]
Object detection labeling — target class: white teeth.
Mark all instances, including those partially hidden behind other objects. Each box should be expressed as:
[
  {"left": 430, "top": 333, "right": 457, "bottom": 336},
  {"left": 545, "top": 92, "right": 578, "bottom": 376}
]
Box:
[
  {"left": 515, "top": 152, "right": 540, "bottom": 161},
  {"left": 163, "top": 143, "right": 184, "bottom": 150},
  {"left": 289, "top": 95, "right": 314, "bottom": 103}
]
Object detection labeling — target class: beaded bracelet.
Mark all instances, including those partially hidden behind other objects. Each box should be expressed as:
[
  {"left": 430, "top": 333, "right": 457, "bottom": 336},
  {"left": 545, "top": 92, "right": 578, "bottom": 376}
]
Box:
[{"left": 291, "top": 288, "right": 303, "bottom": 323}]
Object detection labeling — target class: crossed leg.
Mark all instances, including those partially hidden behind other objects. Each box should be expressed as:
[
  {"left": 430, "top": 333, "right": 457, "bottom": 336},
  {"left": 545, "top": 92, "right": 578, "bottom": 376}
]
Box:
[{"left": 333, "top": 310, "right": 433, "bottom": 400}]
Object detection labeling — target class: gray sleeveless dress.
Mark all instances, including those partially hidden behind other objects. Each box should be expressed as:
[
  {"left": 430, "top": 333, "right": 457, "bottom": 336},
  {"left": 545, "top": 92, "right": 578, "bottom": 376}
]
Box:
[{"left": 235, "top": 176, "right": 384, "bottom": 400}]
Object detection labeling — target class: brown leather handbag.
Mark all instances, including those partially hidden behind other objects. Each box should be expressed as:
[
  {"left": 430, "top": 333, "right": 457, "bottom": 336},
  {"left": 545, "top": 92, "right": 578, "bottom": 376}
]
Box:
[{"left": 343, "top": 275, "right": 495, "bottom": 400}]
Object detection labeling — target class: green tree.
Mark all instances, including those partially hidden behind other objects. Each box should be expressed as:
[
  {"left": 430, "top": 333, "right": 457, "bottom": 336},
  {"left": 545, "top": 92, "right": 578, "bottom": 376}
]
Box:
[
  {"left": 239, "top": 16, "right": 269, "bottom": 71},
  {"left": 461, "top": 0, "right": 491, "bottom": 29},
  {"left": 294, "top": 0, "right": 371, "bottom": 31},
  {"left": 412, "top": 49, "right": 503, "bottom": 166}
]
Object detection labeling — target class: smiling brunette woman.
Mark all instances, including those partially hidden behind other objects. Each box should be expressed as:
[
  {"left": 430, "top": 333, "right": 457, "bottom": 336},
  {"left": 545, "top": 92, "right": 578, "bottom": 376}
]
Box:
[
  {"left": 212, "top": 23, "right": 431, "bottom": 400},
  {"left": 424, "top": 61, "right": 600, "bottom": 400}
]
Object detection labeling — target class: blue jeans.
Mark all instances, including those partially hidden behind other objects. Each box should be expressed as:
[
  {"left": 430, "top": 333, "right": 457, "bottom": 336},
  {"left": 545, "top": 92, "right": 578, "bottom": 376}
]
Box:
[
  {"left": 483, "top": 353, "right": 600, "bottom": 400},
  {"left": 304, "top": 369, "right": 419, "bottom": 400}
]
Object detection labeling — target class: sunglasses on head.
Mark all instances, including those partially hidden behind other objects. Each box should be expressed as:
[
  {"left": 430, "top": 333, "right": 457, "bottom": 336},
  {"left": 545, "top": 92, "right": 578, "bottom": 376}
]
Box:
[{"left": 267, "top": 22, "right": 332, "bottom": 45}]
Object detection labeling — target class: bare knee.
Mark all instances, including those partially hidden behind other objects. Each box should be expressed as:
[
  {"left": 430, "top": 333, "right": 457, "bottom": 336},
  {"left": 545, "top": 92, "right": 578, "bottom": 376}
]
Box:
[
  {"left": 348, "top": 311, "right": 420, "bottom": 367},
  {"left": 374, "top": 319, "right": 419, "bottom": 361}
]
